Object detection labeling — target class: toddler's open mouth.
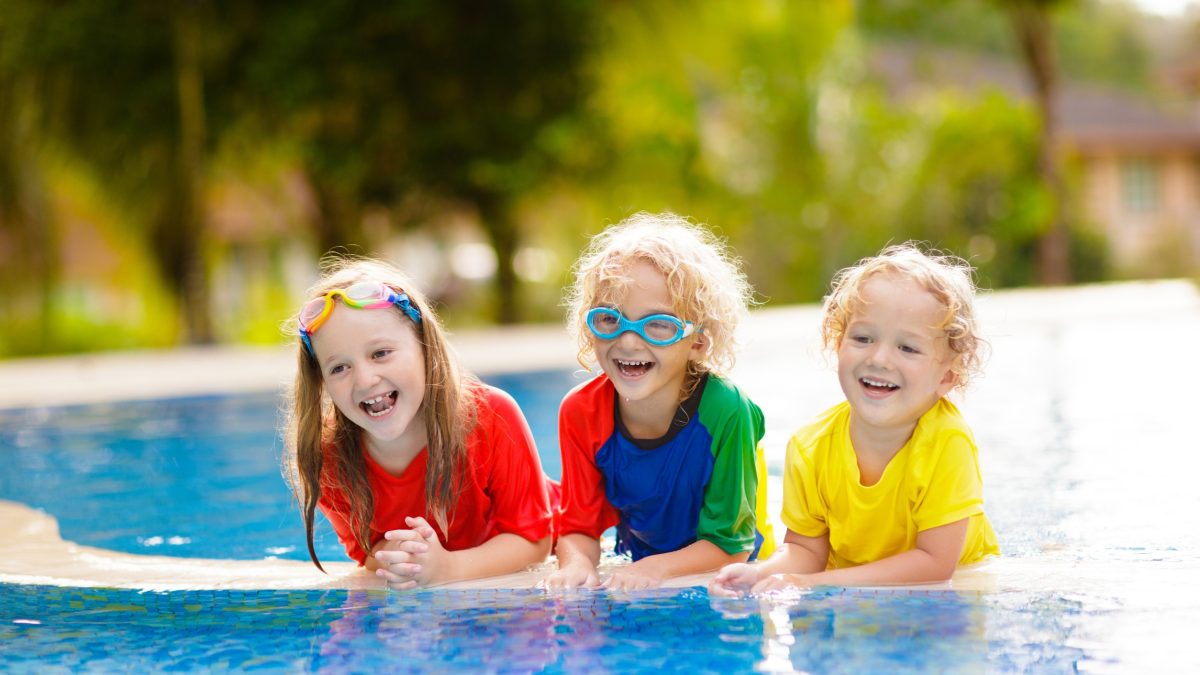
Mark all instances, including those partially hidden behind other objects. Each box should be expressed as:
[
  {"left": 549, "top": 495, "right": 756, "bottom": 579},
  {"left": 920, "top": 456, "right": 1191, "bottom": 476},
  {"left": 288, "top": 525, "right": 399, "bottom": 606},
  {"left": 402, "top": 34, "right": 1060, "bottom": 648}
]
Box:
[
  {"left": 860, "top": 377, "right": 899, "bottom": 394},
  {"left": 361, "top": 391, "right": 398, "bottom": 417}
]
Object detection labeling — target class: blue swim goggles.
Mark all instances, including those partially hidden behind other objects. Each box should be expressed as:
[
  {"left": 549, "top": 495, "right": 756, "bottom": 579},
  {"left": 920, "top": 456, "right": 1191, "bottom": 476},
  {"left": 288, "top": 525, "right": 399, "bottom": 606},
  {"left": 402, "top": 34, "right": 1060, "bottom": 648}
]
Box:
[{"left": 585, "top": 307, "right": 698, "bottom": 347}]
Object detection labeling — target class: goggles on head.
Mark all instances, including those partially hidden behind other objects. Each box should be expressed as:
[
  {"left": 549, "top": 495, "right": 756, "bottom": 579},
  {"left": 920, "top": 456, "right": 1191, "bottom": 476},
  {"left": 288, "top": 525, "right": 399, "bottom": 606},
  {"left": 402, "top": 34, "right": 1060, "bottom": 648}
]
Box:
[
  {"left": 298, "top": 281, "right": 422, "bottom": 358},
  {"left": 585, "top": 306, "right": 697, "bottom": 347}
]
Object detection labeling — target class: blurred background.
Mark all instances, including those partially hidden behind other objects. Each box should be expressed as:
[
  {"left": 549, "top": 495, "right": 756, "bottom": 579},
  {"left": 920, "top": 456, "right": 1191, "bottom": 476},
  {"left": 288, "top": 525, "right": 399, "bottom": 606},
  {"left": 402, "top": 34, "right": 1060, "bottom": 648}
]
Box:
[{"left": 0, "top": 0, "right": 1197, "bottom": 357}]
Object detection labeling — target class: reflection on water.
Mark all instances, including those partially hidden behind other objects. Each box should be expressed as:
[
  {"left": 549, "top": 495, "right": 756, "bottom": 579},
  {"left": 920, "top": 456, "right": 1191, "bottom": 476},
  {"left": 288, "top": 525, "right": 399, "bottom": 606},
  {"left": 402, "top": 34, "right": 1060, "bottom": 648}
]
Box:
[{"left": 1, "top": 583, "right": 1100, "bottom": 672}]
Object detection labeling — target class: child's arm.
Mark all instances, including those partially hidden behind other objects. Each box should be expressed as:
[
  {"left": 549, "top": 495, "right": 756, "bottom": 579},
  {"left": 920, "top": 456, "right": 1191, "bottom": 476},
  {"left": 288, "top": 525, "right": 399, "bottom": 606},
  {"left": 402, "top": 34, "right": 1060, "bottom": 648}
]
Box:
[
  {"left": 543, "top": 533, "right": 602, "bottom": 589},
  {"left": 605, "top": 539, "right": 749, "bottom": 591},
  {"left": 709, "top": 527, "right": 828, "bottom": 596},
  {"left": 754, "top": 518, "right": 968, "bottom": 591},
  {"left": 374, "top": 516, "right": 552, "bottom": 590}
]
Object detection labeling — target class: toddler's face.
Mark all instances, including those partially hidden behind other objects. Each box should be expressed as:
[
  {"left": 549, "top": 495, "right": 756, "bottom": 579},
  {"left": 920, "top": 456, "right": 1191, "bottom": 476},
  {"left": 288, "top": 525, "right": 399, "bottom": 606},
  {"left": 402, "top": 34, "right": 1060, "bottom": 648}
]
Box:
[
  {"left": 310, "top": 304, "right": 427, "bottom": 456},
  {"left": 836, "top": 274, "right": 956, "bottom": 441},
  {"left": 591, "top": 259, "right": 703, "bottom": 413}
]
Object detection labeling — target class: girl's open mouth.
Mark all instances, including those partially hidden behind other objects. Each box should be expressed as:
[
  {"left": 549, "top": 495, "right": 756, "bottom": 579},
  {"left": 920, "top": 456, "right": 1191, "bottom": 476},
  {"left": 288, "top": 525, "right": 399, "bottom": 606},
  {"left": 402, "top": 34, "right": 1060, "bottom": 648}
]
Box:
[{"left": 360, "top": 391, "right": 398, "bottom": 417}]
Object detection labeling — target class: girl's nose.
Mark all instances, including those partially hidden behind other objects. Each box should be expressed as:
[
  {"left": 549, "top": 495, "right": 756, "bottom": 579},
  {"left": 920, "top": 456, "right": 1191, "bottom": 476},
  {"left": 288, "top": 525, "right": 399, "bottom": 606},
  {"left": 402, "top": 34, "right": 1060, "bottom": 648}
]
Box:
[
  {"left": 865, "top": 343, "right": 891, "bottom": 368},
  {"left": 354, "top": 362, "right": 379, "bottom": 389}
]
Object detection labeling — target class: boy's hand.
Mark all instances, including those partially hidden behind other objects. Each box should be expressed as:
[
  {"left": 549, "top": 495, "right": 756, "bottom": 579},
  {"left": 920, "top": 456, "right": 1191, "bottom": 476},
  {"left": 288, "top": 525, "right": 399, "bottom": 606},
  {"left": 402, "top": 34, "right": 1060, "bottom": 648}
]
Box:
[
  {"left": 708, "top": 562, "right": 760, "bottom": 597},
  {"left": 374, "top": 516, "right": 451, "bottom": 590},
  {"left": 542, "top": 563, "right": 601, "bottom": 591},
  {"left": 603, "top": 558, "right": 667, "bottom": 591}
]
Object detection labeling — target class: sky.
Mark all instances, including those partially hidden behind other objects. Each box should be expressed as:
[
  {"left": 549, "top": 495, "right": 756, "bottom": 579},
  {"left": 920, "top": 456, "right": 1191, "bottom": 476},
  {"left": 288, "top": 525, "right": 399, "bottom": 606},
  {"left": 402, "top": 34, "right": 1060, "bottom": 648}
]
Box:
[{"left": 1129, "top": 0, "right": 1197, "bottom": 15}]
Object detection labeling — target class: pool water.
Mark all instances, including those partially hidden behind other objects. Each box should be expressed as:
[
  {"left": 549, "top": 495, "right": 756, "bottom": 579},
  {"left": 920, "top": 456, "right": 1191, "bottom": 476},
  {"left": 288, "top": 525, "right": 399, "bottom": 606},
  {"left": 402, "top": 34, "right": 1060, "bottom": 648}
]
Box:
[
  {"left": 3, "top": 584, "right": 1087, "bottom": 673},
  {"left": 3, "top": 281, "right": 1200, "bottom": 672}
]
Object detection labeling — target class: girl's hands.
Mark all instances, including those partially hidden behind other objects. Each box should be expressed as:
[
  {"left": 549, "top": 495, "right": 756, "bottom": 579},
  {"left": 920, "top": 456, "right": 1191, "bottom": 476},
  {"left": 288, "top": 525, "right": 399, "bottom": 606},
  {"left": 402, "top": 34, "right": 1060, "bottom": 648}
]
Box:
[
  {"left": 707, "top": 562, "right": 761, "bottom": 597},
  {"left": 374, "top": 516, "right": 452, "bottom": 590}
]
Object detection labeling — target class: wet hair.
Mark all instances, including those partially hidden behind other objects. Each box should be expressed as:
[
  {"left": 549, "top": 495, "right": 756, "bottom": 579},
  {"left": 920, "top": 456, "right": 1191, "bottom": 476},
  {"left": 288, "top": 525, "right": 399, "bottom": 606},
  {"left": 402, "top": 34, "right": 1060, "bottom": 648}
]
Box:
[
  {"left": 820, "top": 242, "right": 985, "bottom": 391},
  {"left": 282, "top": 255, "right": 476, "bottom": 571},
  {"left": 564, "top": 212, "right": 753, "bottom": 397}
]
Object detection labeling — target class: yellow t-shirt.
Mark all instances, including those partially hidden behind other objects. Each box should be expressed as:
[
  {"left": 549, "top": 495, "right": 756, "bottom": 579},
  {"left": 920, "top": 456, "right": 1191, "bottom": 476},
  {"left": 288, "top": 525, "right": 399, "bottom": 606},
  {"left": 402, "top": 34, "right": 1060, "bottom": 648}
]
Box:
[{"left": 781, "top": 398, "right": 999, "bottom": 569}]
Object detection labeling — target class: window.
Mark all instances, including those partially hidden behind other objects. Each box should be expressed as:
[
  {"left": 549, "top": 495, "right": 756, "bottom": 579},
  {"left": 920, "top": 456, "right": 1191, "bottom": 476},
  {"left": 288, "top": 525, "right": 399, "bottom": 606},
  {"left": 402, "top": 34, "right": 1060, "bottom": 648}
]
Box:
[{"left": 1121, "top": 160, "right": 1159, "bottom": 215}]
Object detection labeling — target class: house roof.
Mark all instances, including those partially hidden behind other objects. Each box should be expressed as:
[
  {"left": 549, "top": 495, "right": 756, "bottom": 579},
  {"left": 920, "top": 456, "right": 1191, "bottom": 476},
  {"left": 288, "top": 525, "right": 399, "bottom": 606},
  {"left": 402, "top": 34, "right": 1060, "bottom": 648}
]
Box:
[{"left": 868, "top": 41, "right": 1200, "bottom": 152}]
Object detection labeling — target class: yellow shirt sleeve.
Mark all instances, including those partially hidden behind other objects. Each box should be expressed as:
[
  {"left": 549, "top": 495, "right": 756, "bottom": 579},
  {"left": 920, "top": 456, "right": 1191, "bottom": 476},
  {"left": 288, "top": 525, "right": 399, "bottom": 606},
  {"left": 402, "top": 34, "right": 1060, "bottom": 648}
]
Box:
[
  {"left": 780, "top": 424, "right": 830, "bottom": 538},
  {"left": 913, "top": 431, "right": 985, "bottom": 532}
]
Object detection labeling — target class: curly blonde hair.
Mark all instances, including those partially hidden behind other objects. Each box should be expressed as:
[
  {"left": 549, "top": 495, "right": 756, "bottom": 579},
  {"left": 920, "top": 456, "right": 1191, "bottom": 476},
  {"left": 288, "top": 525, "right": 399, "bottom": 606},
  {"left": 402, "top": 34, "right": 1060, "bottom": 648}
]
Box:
[
  {"left": 565, "top": 212, "right": 753, "bottom": 392},
  {"left": 282, "top": 255, "right": 476, "bottom": 571},
  {"left": 820, "top": 242, "right": 986, "bottom": 391}
]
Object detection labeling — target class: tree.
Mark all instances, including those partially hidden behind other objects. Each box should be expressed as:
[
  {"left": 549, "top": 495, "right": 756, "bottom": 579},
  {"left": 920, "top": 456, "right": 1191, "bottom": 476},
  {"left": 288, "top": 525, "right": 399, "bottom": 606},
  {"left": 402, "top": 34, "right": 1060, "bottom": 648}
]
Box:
[
  {"left": 236, "top": 0, "right": 596, "bottom": 322},
  {"left": 0, "top": 0, "right": 231, "bottom": 342},
  {"left": 1002, "top": 0, "right": 1072, "bottom": 285}
]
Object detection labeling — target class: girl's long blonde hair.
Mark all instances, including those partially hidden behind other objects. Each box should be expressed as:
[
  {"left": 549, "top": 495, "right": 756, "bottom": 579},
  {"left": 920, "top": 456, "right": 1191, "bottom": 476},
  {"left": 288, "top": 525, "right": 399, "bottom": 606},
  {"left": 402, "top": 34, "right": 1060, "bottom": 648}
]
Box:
[{"left": 283, "top": 256, "right": 476, "bottom": 571}]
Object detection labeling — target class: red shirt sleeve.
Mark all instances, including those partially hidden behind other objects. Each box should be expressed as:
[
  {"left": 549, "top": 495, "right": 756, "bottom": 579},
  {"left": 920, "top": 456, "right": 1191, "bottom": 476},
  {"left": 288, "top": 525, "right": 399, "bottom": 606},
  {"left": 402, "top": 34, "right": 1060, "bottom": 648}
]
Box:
[
  {"left": 558, "top": 376, "right": 620, "bottom": 538},
  {"left": 473, "top": 385, "right": 554, "bottom": 542}
]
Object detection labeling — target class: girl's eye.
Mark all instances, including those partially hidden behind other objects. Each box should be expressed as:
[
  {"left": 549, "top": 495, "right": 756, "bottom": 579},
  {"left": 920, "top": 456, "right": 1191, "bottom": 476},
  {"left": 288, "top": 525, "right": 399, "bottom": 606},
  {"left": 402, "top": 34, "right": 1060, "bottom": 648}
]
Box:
[
  {"left": 328, "top": 364, "right": 347, "bottom": 376},
  {"left": 900, "top": 345, "right": 920, "bottom": 354},
  {"left": 851, "top": 335, "right": 871, "bottom": 344},
  {"left": 372, "top": 349, "right": 392, "bottom": 359}
]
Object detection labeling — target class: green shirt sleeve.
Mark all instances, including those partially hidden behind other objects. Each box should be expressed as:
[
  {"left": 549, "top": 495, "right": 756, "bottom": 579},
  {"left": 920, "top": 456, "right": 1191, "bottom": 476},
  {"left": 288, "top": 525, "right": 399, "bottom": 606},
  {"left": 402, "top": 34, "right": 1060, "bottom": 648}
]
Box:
[{"left": 694, "top": 376, "right": 765, "bottom": 554}]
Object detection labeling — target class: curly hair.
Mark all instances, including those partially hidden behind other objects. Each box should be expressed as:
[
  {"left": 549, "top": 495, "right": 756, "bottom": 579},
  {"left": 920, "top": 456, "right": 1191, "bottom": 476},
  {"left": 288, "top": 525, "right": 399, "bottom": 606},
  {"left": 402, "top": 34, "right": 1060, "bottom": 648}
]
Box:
[
  {"left": 281, "top": 255, "right": 476, "bottom": 571},
  {"left": 564, "top": 212, "right": 754, "bottom": 394},
  {"left": 820, "top": 242, "right": 986, "bottom": 391}
]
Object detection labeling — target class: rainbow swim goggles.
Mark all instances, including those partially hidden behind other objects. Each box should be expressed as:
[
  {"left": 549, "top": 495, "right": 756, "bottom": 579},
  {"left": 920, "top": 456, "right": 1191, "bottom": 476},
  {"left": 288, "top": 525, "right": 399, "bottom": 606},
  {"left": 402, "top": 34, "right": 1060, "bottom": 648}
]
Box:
[
  {"left": 585, "top": 307, "right": 697, "bottom": 347},
  {"left": 298, "top": 281, "right": 422, "bottom": 358}
]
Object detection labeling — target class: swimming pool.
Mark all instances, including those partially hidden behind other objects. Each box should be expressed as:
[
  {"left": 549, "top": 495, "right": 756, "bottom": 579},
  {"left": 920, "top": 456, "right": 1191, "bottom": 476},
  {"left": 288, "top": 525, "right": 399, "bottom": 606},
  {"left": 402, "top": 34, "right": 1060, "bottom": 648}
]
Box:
[{"left": 2, "top": 281, "right": 1199, "bottom": 672}]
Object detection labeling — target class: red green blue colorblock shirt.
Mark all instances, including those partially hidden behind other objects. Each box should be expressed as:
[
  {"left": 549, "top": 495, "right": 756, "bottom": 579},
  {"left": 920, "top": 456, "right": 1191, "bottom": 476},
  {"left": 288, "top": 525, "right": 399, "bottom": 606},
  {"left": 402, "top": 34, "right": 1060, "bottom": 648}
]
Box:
[{"left": 558, "top": 373, "right": 765, "bottom": 561}]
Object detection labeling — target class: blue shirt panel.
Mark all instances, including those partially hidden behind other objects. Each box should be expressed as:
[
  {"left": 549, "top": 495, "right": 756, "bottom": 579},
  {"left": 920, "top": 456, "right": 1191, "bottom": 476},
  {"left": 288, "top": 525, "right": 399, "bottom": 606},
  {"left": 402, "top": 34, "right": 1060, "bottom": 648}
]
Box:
[{"left": 594, "top": 415, "right": 716, "bottom": 561}]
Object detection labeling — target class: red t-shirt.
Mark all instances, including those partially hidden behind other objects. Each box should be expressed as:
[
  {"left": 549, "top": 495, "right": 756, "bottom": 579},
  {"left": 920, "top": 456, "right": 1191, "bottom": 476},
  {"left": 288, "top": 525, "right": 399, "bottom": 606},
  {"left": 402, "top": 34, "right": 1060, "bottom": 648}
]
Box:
[{"left": 318, "top": 384, "right": 555, "bottom": 565}]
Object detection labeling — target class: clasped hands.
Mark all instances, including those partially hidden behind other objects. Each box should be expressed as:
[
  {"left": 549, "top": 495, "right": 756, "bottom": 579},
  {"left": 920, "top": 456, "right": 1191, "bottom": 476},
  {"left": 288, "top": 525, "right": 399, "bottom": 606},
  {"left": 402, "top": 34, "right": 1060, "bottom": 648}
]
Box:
[{"left": 373, "top": 516, "right": 452, "bottom": 591}]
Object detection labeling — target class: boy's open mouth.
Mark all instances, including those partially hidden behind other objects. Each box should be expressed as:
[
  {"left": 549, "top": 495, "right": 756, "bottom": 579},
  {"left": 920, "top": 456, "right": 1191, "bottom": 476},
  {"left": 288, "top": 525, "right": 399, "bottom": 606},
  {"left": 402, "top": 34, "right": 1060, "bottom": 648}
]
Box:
[
  {"left": 615, "top": 359, "right": 654, "bottom": 377},
  {"left": 360, "top": 391, "right": 398, "bottom": 417},
  {"left": 860, "top": 377, "right": 899, "bottom": 394}
]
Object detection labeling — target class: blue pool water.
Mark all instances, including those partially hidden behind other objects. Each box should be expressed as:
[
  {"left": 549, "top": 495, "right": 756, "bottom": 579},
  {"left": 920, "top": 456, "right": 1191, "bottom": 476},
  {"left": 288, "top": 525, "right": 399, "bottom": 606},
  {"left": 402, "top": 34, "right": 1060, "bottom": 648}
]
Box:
[{"left": 2, "top": 584, "right": 1088, "bottom": 673}]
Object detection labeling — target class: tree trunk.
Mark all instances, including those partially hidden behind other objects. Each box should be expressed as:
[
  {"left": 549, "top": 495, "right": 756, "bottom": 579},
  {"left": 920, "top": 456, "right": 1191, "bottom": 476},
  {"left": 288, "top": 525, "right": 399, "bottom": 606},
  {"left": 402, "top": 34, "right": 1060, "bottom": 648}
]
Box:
[
  {"left": 1009, "top": 3, "right": 1071, "bottom": 285},
  {"left": 476, "top": 194, "right": 520, "bottom": 324},
  {"left": 159, "top": 3, "right": 214, "bottom": 343}
]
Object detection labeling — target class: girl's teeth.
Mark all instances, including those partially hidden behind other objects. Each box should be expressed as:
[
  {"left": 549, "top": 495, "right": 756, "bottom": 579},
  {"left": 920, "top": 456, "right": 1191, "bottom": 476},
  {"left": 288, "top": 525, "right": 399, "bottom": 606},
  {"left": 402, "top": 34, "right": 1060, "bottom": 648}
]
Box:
[{"left": 862, "top": 378, "right": 898, "bottom": 389}]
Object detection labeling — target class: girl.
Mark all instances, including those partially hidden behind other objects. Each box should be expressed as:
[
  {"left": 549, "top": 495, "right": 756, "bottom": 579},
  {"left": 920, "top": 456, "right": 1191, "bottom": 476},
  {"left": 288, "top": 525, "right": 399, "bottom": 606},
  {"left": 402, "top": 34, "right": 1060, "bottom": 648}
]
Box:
[
  {"left": 283, "top": 257, "right": 555, "bottom": 590},
  {"left": 547, "top": 213, "right": 774, "bottom": 591},
  {"left": 711, "top": 243, "right": 999, "bottom": 596}
]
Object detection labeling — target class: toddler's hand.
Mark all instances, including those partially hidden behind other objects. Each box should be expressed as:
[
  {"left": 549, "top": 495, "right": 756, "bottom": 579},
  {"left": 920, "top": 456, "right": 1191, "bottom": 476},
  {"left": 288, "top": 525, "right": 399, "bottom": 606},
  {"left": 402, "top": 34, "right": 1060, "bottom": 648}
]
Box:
[
  {"left": 708, "top": 562, "right": 760, "bottom": 597},
  {"left": 751, "top": 573, "right": 812, "bottom": 594},
  {"left": 374, "top": 516, "right": 448, "bottom": 590},
  {"left": 541, "top": 563, "right": 600, "bottom": 591}
]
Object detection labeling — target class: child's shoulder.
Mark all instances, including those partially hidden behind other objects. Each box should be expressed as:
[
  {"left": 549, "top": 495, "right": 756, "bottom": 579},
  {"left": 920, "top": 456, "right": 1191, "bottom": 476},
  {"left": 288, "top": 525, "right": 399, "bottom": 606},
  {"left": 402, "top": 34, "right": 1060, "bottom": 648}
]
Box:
[
  {"left": 695, "top": 374, "right": 762, "bottom": 420},
  {"left": 560, "top": 373, "right": 614, "bottom": 410},
  {"left": 913, "top": 398, "right": 976, "bottom": 446},
  {"left": 789, "top": 401, "right": 851, "bottom": 450}
]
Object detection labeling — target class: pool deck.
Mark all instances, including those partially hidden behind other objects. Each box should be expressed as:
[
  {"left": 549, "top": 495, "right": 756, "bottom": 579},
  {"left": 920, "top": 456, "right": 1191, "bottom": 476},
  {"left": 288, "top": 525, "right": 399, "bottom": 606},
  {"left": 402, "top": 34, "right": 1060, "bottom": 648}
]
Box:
[{"left": 2, "top": 279, "right": 1198, "bottom": 595}]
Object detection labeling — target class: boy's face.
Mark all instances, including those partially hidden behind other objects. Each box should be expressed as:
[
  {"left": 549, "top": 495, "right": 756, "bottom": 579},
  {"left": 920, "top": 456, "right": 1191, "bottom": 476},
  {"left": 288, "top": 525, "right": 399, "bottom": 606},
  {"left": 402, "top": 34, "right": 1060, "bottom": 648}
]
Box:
[
  {"left": 837, "top": 274, "right": 957, "bottom": 444},
  {"left": 591, "top": 259, "right": 704, "bottom": 424},
  {"left": 311, "top": 304, "right": 427, "bottom": 457}
]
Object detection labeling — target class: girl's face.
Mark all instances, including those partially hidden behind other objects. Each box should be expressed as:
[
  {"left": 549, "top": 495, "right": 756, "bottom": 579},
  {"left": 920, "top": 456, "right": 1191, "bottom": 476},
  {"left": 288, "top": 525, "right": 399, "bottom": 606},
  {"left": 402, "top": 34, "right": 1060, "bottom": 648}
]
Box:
[
  {"left": 310, "top": 303, "right": 427, "bottom": 457},
  {"left": 837, "top": 274, "right": 957, "bottom": 442},
  {"left": 591, "top": 259, "right": 704, "bottom": 414}
]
